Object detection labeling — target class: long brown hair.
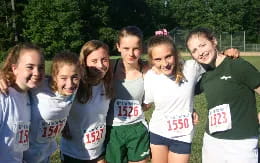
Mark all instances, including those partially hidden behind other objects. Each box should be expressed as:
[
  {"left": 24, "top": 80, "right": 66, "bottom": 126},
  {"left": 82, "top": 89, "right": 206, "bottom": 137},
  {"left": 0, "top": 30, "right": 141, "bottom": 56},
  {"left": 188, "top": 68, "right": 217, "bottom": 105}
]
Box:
[
  {"left": 77, "top": 40, "right": 113, "bottom": 103},
  {"left": 147, "top": 35, "right": 185, "bottom": 84},
  {"left": 1, "top": 43, "right": 44, "bottom": 87}
]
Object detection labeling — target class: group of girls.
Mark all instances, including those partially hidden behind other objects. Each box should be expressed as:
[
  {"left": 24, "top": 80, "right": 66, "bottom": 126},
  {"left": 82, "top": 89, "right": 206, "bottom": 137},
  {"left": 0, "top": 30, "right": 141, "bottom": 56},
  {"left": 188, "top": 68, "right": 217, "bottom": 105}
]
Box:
[
  {"left": 0, "top": 44, "right": 82, "bottom": 163},
  {"left": 0, "top": 25, "right": 259, "bottom": 163}
]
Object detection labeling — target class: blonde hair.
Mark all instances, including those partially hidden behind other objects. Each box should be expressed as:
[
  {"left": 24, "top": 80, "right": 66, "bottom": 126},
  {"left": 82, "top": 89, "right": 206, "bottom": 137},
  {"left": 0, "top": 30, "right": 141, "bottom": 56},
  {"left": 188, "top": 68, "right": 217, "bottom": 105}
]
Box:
[
  {"left": 147, "top": 35, "right": 185, "bottom": 84},
  {"left": 2, "top": 43, "right": 44, "bottom": 86},
  {"left": 50, "top": 51, "right": 82, "bottom": 92},
  {"left": 77, "top": 40, "right": 113, "bottom": 103}
]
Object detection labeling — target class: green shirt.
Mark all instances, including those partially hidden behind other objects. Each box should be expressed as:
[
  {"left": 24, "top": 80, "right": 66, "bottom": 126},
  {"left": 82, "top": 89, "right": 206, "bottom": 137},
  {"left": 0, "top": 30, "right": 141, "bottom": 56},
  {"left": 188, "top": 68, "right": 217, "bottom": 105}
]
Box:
[{"left": 200, "top": 57, "right": 260, "bottom": 139}]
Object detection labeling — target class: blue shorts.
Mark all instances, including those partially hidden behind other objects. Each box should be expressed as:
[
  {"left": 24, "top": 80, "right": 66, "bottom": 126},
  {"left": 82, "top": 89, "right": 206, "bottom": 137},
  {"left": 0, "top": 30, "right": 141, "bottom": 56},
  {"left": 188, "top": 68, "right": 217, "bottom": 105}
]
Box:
[{"left": 150, "top": 132, "right": 191, "bottom": 154}]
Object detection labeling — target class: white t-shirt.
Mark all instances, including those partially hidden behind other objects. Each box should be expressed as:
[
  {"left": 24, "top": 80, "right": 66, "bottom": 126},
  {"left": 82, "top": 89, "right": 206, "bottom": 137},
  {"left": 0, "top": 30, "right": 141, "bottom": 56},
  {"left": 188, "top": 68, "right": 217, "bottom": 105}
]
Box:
[
  {"left": 23, "top": 78, "right": 75, "bottom": 163},
  {"left": 144, "top": 60, "right": 204, "bottom": 143},
  {"left": 61, "top": 82, "right": 110, "bottom": 160},
  {"left": 0, "top": 87, "right": 30, "bottom": 163}
]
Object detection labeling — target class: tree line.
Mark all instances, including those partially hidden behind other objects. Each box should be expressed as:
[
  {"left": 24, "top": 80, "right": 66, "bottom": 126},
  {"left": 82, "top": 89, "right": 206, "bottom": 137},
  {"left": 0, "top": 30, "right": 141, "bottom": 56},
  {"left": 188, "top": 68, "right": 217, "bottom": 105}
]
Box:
[{"left": 0, "top": 0, "right": 259, "bottom": 60}]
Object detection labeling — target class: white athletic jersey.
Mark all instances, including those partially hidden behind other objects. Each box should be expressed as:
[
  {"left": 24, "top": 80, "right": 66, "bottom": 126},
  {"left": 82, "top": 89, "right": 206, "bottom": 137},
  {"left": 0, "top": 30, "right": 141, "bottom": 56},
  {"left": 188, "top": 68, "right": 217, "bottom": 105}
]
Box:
[
  {"left": 23, "top": 78, "right": 76, "bottom": 163},
  {"left": 61, "top": 82, "right": 110, "bottom": 160},
  {"left": 144, "top": 60, "right": 204, "bottom": 143},
  {"left": 0, "top": 87, "right": 30, "bottom": 163}
]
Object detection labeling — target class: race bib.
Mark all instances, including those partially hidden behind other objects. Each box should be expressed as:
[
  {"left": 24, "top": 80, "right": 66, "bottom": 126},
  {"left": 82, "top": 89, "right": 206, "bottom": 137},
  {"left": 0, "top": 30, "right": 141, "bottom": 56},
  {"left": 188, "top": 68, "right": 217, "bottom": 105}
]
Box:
[
  {"left": 114, "top": 99, "right": 142, "bottom": 123},
  {"left": 83, "top": 124, "right": 106, "bottom": 150},
  {"left": 208, "top": 104, "right": 232, "bottom": 134},
  {"left": 164, "top": 112, "right": 193, "bottom": 137},
  {"left": 13, "top": 122, "right": 30, "bottom": 152},
  {"left": 37, "top": 118, "right": 67, "bottom": 143}
]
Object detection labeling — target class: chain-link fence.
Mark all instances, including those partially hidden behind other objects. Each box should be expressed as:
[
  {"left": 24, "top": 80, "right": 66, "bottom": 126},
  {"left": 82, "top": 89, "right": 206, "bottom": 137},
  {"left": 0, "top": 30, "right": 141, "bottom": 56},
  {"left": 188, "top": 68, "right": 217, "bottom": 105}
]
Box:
[{"left": 169, "top": 29, "right": 260, "bottom": 52}]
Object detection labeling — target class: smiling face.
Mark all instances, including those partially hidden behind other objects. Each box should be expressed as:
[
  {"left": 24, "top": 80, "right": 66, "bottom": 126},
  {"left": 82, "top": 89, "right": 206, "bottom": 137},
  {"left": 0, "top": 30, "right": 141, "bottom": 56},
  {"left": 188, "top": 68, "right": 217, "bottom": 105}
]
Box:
[
  {"left": 117, "top": 35, "right": 142, "bottom": 65},
  {"left": 85, "top": 47, "right": 110, "bottom": 80},
  {"left": 54, "top": 64, "right": 80, "bottom": 96},
  {"left": 187, "top": 34, "right": 217, "bottom": 65},
  {"left": 151, "top": 44, "right": 175, "bottom": 76},
  {"left": 12, "top": 49, "right": 45, "bottom": 91}
]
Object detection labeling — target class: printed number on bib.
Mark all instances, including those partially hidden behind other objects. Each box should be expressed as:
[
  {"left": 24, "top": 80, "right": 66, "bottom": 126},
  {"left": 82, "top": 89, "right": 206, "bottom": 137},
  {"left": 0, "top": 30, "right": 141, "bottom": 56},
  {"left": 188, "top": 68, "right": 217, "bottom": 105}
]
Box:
[
  {"left": 165, "top": 112, "right": 193, "bottom": 137},
  {"left": 208, "top": 104, "right": 232, "bottom": 134},
  {"left": 37, "top": 118, "right": 67, "bottom": 142},
  {"left": 83, "top": 124, "right": 106, "bottom": 150},
  {"left": 14, "top": 122, "right": 30, "bottom": 151},
  {"left": 114, "top": 99, "right": 142, "bottom": 123}
]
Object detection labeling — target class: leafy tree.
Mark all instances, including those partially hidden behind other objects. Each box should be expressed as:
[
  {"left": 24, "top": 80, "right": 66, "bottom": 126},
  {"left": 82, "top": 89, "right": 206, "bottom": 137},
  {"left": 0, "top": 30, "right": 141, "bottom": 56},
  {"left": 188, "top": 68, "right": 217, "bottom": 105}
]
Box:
[
  {"left": 145, "top": 0, "right": 178, "bottom": 33},
  {"left": 23, "top": 0, "right": 83, "bottom": 58},
  {"left": 78, "top": 0, "right": 117, "bottom": 51},
  {"left": 243, "top": 0, "right": 260, "bottom": 43},
  {"left": 108, "top": 0, "right": 153, "bottom": 38},
  {"left": 0, "top": 0, "right": 12, "bottom": 53},
  {"left": 164, "top": 0, "right": 247, "bottom": 32},
  {"left": 0, "top": 0, "right": 26, "bottom": 61}
]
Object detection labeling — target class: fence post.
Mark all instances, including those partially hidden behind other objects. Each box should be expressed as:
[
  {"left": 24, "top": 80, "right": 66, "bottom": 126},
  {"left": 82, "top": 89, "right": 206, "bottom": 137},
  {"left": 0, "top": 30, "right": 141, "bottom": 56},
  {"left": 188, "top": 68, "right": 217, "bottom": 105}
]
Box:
[
  {"left": 219, "top": 33, "right": 222, "bottom": 50},
  {"left": 230, "top": 33, "right": 232, "bottom": 48},
  {"left": 243, "top": 31, "right": 245, "bottom": 52}
]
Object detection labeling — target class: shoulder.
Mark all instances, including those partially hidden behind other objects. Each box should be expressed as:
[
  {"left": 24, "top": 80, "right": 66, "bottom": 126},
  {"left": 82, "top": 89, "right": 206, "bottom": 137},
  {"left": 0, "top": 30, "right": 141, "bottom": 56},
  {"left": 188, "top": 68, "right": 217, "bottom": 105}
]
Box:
[
  {"left": 0, "top": 87, "right": 18, "bottom": 111},
  {"left": 144, "top": 69, "right": 158, "bottom": 82},
  {"left": 183, "top": 59, "right": 205, "bottom": 74},
  {"left": 31, "top": 77, "right": 54, "bottom": 95},
  {"left": 110, "top": 58, "right": 120, "bottom": 69},
  {"left": 183, "top": 59, "right": 200, "bottom": 68},
  {"left": 145, "top": 69, "right": 155, "bottom": 77},
  {"left": 227, "top": 57, "right": 258, "bottom": 71}
]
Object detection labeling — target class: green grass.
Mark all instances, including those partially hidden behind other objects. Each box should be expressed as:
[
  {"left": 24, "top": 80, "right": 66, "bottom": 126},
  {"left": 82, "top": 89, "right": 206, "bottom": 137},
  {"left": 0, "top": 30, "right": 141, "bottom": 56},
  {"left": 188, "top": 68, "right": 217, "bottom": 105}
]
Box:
[{"left": 45, "top": 56, "right": 260, "bottom": 163}]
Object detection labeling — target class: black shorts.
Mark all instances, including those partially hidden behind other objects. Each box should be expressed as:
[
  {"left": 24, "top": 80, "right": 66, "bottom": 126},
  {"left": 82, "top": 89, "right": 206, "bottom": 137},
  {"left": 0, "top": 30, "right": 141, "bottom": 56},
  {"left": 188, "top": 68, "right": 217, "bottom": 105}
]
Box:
[{"left": 150, "top": 132, "right": 191, "bottom": 154}]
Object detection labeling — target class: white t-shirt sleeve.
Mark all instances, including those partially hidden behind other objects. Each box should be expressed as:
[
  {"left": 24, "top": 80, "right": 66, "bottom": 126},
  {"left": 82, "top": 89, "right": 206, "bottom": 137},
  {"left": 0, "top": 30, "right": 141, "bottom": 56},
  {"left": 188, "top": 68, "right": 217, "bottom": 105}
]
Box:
[
  {"left": 143, "top": 70, "right": 154, "bottom": 104},
  {"left": 187, "top": 59, "right": 205, "bottom": 83},
  {"left": 0, "top": 94, "right": 5, "bottom": 127},
  {"left": 0, "top": 105, "right": 2, "bottom": 127}
]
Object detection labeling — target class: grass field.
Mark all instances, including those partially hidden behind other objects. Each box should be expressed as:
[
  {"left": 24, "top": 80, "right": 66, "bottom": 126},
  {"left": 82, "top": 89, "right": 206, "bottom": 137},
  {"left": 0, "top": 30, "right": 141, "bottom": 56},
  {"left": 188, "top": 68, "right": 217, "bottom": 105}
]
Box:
[{"left": 46, "top": 56, "right": 260, "bottom": 163}]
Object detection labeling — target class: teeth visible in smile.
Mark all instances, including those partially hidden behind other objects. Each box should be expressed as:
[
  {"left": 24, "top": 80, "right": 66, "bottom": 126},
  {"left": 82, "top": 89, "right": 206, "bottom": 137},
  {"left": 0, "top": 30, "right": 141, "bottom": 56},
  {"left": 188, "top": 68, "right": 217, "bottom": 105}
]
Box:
[{"left": 31, "top": 79, "right": 39, "bottom": 82}]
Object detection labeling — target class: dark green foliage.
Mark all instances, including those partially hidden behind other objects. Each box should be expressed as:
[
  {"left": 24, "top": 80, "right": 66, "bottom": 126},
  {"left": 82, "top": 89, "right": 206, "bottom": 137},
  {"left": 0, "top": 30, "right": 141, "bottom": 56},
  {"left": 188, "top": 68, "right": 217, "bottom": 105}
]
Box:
[
  {"left": 0, "top": 0, "right": 259, "bottom": 61},
  {"left": 22, "top": 0, "right": 84, "bottom": 59}
]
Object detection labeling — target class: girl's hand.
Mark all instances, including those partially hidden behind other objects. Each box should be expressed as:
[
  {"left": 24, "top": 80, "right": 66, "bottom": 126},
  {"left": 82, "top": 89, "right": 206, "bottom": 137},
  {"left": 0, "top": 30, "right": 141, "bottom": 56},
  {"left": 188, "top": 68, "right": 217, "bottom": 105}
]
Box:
[
  {"left": 142, "top": 103, "right": 152, "bottom": 111},
  {"left": 223, "top": 48, "right": 240, "bottom": 59},
  {"left": 192, "top": 111, "right": 199, "bottom": 125}
]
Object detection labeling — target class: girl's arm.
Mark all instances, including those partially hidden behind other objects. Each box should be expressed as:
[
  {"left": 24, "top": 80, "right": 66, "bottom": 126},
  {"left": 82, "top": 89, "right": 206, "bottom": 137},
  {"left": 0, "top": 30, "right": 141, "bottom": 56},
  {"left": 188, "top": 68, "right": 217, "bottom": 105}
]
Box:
[
  {"left": 0, "top": 71, "right": 9, "bottom": 95},
  {"left": 223, "top": 48, "right": 240, "bottom": 58},
  {"left": 142, "top": 103, "right": 152, "bottom": 111},
  {"left": 255, "top": 86, "right": 260, "bottom": 95},
  {"left": 192, "top": 111, "right": 199, "bottom": 125}
]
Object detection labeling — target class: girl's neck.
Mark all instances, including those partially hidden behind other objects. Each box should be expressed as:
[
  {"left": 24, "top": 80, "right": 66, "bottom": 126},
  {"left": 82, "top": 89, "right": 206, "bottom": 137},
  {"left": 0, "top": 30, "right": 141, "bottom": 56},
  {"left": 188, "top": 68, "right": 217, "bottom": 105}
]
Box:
[
  {"left": 115, "top": 59, "right": 142, "bottom": 80},
  {"left": 215, "top": 52, "right": 226, "bottom": 67},
  {"left": 121, "top": 59, "right": 140, "bottom": 72},
  {"left": 87, "top": 77, "right": 102, "bottom": 86},
  {"left": 208, "top": 51, "right": 226, "bottom": 69},
  {"left": 13, "top": 83, "right": 28, "bottom": 93}
]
